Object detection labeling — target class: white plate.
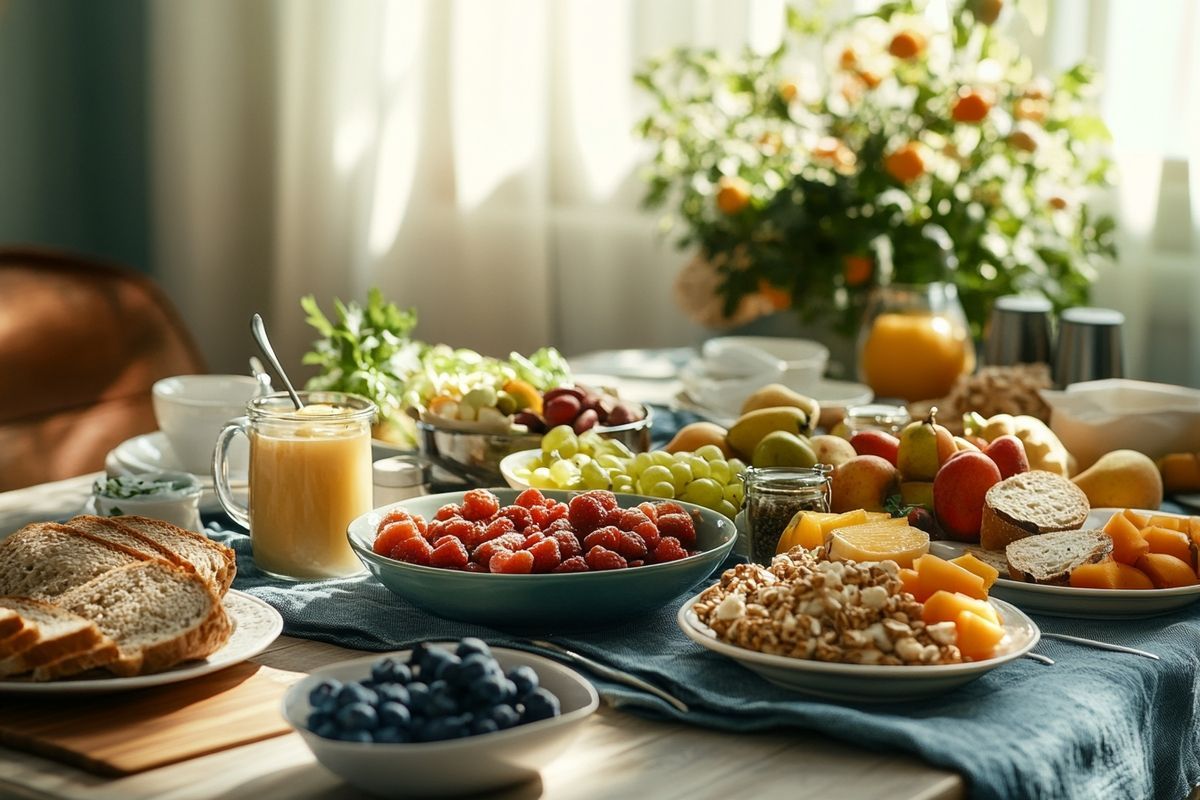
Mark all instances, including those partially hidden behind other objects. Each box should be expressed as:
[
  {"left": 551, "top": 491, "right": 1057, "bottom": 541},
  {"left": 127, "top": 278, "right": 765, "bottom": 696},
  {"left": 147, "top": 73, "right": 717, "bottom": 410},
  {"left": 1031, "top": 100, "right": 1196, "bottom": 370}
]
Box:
[
  {"left": 107, "top": 432, "right": 248, "bottom": 514},
  {"left": 0, "top": 590, "right": 282, "bottom": 694},
  {"left": 674, "top": 378, "right": 873, "bottom": 427},
  {"left": 679, "top": 592, "right": 1038, "bottom": 702},
  {"left": 929, "top": 508, "right": 1200, "bottom": 619}
]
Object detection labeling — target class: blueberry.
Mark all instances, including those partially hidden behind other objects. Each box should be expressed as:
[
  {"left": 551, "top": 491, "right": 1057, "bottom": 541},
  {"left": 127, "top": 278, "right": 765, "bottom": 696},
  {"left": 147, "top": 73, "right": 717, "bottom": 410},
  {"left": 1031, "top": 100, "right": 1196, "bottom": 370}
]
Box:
[
  {"left": 433, "top": 653, "right": 462, "bottom": 681},
  {"left": 313, "top": 721, "right": 339, "bottom": 740},
  {"left": 470, "top": 674, "right": 507, "bottom": 705},
  {"left": 410, "top": 642, "right": 433, "bottom": 672},
  {"left": 507, "top": 665, "right": 539, "bottom": 701},
  {"left": 374, "top": 725, "right": 412, "bottom": 743},
  {"left": 378, "top": 701, "right": 412, "bottom": 729},
  {"left": 520, "top": 688, "right": 560, "bottom": 723},
  {"left": 407, "top": 682, "right": 432, "bottom": 715},
  {"left": 471, "top": 718, "right": 499, "bottom": 736},
  {"left": 371, "top": 657, "right": 409, "bottom": 684},
  {"left": 501, "top": 679, "right": 519, "bottom": 704},
  {"left": 456, "top": 637, "right": 492, "bottom": 660},
  {"left": 335, "top": 701, "right": 379, "bottom": 731},
  {"left": 421, "top": 715, "right": 470, "bottom": 742},
  {"left": 457, "top": 653, "right": 494, "bottom": 685},
  {"left": 306, "top": 710, "right": 331, "bottom": 730},
  {"left": 487, "top": 703, "right": 521, "bottom": 730},
  {"left": 308, "top": 679, "right": 342, "bottom": 712},
  {"left": 428, "top": 681, "right": 459, "bottom": 716},
  {"left": 337, "top": 729, "right": 373, "bottom": 743},
  {"left": 335, "top": 682, "right": 378, "bottom": 708},
  {"left": 375, "top": 682, "right": 411, "bottom": 707},
  {"left": 420, "top": 649, "right": 454, "bottom": 681}
]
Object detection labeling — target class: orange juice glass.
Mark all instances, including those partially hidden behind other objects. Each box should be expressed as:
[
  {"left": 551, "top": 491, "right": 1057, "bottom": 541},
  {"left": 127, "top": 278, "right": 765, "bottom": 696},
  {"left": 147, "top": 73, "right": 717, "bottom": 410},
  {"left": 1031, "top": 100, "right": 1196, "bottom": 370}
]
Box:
[
  {"left": 857, "top": 283, "right": 975, "bottom": 402},
  {"left": 214, "top": 392, "right": 375, "bottom": 580}
]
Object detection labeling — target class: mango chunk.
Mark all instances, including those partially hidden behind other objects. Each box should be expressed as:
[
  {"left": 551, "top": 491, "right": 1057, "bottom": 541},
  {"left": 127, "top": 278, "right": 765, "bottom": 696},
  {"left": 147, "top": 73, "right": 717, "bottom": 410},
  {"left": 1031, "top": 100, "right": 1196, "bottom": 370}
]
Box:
[
  {"left": 915, "top": 553, "right": 987, "bottom": 601},
  {"left": 1148, "top": 514, "right": 1186, "bottom": 532},
  {"left": 1135, "top": 553, "right": 1200, "bottom": 589},
  {"left": 1069, "top": 561, "right": 1154, "bottom": 590},
  {"left": 955, "top": 609, "right": 1005, "bottom": 661},
  {"left": 1103, "top": 512, "right": 1150, "bottom": 565},
  {"left": 1121, "top": 508, "right": 1150, "bottom": 529},
  {"left": 776, "top": 511, "right": 830, "bottom": 553},
  {"left": 899, "top": 567, "right": 927, "bottom": 601},
  {"left": 922, "top": 590, "right": 1000, "bottom": 626},
  {"left": 950, "top": 553, "right": 1000, "bottom": 590},
  {"left": 1143, "top": 526, "right": 1194, "bottom": 564}
]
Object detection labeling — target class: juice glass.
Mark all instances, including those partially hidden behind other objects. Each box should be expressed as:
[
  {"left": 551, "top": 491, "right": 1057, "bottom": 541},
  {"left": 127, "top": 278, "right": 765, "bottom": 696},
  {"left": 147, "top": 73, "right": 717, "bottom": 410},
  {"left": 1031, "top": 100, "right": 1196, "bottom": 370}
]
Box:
[
  {"left": 213, "top": 392, "right": 375, "bottom": 580},
  {"left": 856, "top": 282, "right": 975, "bottom": 403}
]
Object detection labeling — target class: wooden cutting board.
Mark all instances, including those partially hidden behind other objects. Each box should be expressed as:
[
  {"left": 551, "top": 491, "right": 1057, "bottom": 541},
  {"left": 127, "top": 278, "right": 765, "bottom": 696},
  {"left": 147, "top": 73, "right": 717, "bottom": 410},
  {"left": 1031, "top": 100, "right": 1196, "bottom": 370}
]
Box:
[{"left": 0, "top": 663, "right": 304, "bottom": 776}]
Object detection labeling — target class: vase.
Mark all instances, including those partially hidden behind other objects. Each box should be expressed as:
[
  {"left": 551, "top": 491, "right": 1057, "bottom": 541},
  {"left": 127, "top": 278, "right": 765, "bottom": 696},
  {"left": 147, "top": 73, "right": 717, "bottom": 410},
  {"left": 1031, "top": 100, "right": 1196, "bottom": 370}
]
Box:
[{"left": 856, "top": 282, "right": 975, "bottom": 403}]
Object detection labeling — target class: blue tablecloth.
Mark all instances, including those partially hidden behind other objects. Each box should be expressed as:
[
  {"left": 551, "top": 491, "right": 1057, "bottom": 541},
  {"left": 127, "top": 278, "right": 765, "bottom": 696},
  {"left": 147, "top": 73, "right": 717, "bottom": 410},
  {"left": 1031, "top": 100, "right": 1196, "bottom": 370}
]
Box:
[{"left": 206, "top": 403, "right": 1200, "bottom": 800}]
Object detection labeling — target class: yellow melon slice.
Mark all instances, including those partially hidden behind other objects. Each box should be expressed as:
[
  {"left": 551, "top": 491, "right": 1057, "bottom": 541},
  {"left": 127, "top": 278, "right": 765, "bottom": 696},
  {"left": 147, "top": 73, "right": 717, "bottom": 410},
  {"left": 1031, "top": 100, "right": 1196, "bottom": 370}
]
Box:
[{"left": 824, "top": 523, "right": 930, "bottom": 569}]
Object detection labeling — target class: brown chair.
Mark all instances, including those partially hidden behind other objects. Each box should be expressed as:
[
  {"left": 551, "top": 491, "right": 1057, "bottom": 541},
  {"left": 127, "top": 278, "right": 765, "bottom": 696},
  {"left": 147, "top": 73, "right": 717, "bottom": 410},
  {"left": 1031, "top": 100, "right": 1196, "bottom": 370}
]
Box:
[{"left": 0, "top": 247, "right": 206, "bottom": 490}]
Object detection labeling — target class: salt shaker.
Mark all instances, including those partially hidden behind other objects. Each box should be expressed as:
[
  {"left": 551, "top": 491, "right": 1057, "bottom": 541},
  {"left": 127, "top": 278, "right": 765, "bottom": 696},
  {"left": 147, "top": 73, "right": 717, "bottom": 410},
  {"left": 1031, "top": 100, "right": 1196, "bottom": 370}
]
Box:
[{"left": 373, "top": 456, "right": 432, "bottom": 507}]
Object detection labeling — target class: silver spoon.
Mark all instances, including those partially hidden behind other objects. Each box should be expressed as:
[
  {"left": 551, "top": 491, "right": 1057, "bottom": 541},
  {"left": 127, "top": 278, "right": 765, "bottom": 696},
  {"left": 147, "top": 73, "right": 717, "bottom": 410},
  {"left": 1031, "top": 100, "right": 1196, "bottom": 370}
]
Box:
[
  {"left": 1023, "top": 652, "right": 1055, "bottom": 666},
  {"left": 1040, "top": 632, "right": 1160, "bottom": 661},
  {"left": 251, "top": 313, "right": 303, "bottom": 410},
  {"left": 248, "top": 356, "right": 273, "bottom": 397},
  {"left": 529, "top": 639, "right": 690, "bottom": 713}
]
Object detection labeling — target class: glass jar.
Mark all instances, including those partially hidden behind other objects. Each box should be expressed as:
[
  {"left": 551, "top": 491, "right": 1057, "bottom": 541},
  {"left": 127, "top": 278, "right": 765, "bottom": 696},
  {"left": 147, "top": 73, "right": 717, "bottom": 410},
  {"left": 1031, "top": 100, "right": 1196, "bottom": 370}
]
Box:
[
  {"left": 842, "top": 403, "right": 911, "bottom": 436},
  {"left": 857, "top": 282, "right": 975, "bottom": 403},
  {"left": 214, "top": 391, "right": 375, "bottom": 580},
  {"left": 373, "top": 455, "right": 432, "bottom": 507},
  {"left": 742, "top": 466, "right": 832, "bottom": 565}
]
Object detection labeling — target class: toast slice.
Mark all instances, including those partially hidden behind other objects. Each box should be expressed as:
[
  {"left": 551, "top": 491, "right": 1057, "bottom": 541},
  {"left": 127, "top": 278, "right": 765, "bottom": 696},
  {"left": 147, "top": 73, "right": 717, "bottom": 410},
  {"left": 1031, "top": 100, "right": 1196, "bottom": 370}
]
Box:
[
  {"left": 0, "top": 606, "right": 22, "bottom": 639},
  {"left": 980, "top": 471, "right": 1090, "bottom": 551},
  {"left": 1005, "top": 530, "right": 1113, "bottom": 585},
  {"left": 112, "top": 516, "right": 236, "bottom": 596},
  {"left": 0, "top": 597, "right": 110, "bottom": 678},
  {"left": 0, "top": 523, "right": 150, "bottom": 599},
  {"left": 55, "top": 561, "right": 232, "bottom": 677}
]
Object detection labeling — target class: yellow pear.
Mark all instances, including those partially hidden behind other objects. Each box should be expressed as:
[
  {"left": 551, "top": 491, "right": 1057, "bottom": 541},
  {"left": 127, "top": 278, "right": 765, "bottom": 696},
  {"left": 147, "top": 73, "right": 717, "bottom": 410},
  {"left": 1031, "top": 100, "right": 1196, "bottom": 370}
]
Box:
[
  {"left": 739, "top": 384, "right": 819, "bottom": 435},
  {"left": 727, "top": 407, "right": 810, "bottom": 460},
  {"left": 1071, "top": 449, "right": 1163, "bottom": 510},
  {"left": 663, "top": 422, "right": 732, "bottom": 457}
]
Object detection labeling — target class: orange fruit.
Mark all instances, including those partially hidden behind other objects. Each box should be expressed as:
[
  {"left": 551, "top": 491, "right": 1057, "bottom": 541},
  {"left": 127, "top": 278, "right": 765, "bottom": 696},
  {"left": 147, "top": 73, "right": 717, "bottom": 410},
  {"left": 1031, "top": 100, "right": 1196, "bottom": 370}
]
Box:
[
  {"left": 779, "top": 81, "right": 798, "bottom": 103},
  {"left": 1048, "top": 195, "right": 1068, "bottom": 210},
  {"left": 970, "top": 0, "right": 1004, "bottom": 25},
  {"left": 843, "top": 255, "right": 873, "bottom": 286},
  {"left": 888, "top": 30, "right": 926, "bottom": 60},
  {"left": 756, "top": 278, "right": 791, "bottom": 311},
  {"left": 715, "top": 176, "right": 751, "bottom": 215},
  {"left": 884, "top": 143, "right": 927, "bottom": 183},
  {"left": 1014, "top": 97, "right": 1048, "bottom": 123},
  {"left": 1008, "top": 128, "right": 1038, "bottom": 152},
  {"left": 839, "top": 47, "right": 858, "bottom": 70},
  {"left": 857, "top": 69, "right": 882, "bottom": 89},
  {"left": 951, "top": 89, "right": 991, "bottom": 123},
  {"left": 859, "top": 312, "right": 975, "bottom": 401}
]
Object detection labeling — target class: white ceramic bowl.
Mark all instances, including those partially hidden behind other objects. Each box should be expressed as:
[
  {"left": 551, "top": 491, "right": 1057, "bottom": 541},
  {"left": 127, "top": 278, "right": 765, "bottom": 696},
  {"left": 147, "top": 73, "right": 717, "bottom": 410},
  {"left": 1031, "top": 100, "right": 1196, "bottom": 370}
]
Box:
[
  {"left": 152, "top": 375, "right": 259, "bottom": 474},
  {"left": 282, "top": 646, "right": 599, "bottom": 797},
  {"left": 703, "top": 336, "right": 830, "bottom": 392},
  {"left": 499, "top": 448, "right": 542, "bottom": 489},
  {"left": 92, "top": 470, "right": 204, "bottom": 532}
]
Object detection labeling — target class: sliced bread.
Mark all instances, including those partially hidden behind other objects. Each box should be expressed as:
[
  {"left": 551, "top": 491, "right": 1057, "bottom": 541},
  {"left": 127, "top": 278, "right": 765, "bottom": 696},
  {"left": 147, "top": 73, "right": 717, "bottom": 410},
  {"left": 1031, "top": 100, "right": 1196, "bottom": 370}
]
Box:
[
  {"left": 964, "top": 546, "right": 1012, "bottom": 577},
  {"left": 55, "top": 560, "right": 232, "bottom": 677},
  {"left": 0, "top": 597, "right": 110, "bottom": 678},
  {"left": 0, "top": 523, "right": 150, "bottom": 599},
  {"left": 979, "top": 471, "right": 1090, "bottom": 551},
  {"left": 0, "top": 619, "right": 39, "bottom": 659},
  {"left": 0, "top": 606, "right": 22, "bottom": 639},
  {"left": 112, "top": 516, "right": 236, "bottom": 596},
  {"left": 1005, "top": 530, "right": 1113, "bottom": 585},
  {"left": 67, "top": 515, "right": 197, "bottom": 574}
]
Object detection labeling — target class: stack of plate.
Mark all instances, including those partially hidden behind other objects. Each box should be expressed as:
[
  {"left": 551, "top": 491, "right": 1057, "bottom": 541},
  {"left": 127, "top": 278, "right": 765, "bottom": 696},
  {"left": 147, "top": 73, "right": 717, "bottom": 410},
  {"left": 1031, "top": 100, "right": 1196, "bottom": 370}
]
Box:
[{"left": 105, "top": 432, "right": 248, "bottom": 514}]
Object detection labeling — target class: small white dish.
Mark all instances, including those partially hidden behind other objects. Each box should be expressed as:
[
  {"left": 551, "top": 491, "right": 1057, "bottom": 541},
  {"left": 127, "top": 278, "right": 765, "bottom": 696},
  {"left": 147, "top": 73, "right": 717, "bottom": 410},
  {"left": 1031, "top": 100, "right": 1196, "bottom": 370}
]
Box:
[
  {"left": 499, "top": 448, "right": 541, "bottom": 490},
  {"left": 678, "top": 593, "right": 1039, "bottom": 702},
  {"left": 929, "top": 508, "right": 1200, "bottom": 619},
  {"left": 106, "top": 431, "right": 248, "bottom": 515},
  {"left": 702, "top": 336, "right": 829, "bottom": 392},
  {"left": 92, "top": 471, "right": 204, "bottom": 532},
  {"left": 281, "top": 646, "right": 599, "bottom": 798},
  {"left": 674, "top": 378, "right": 873, "bottom": 428},
  {"left": 153, "top": 374, "right": 259, "bottom": 474},
  {"left": 0, "top": 590, "right": 282, "bottom": 694}
]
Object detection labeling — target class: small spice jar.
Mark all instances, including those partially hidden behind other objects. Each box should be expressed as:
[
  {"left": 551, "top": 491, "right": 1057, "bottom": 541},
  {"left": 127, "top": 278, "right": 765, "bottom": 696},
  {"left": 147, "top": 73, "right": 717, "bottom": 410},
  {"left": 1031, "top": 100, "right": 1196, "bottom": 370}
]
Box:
[
  {"left": 373, "top": 456, "right": 432, "bottom": 507},
  {"left": 743, "top": 466, "right": 832, "bottom": 565},
  {"left": 843, "top": 403, "right": 911, "bottom": 436}
]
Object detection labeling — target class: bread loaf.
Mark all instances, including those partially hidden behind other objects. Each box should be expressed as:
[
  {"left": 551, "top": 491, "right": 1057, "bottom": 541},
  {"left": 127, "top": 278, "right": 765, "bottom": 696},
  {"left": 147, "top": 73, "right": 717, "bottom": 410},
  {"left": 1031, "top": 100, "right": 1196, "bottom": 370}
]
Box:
[
  {"left": 979, "top": 471, "right": 1090, "bottom": 551},
  {"left": 1005, "top": 530, "right": 1113, "bottom": 585}
]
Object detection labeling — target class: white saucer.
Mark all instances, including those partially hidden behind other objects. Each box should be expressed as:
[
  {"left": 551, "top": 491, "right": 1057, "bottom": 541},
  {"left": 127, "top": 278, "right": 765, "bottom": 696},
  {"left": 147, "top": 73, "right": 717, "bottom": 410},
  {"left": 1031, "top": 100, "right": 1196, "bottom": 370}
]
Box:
[
  {"left": 106, "top": 432, "right": 247, "bottom": 515},
  {"left": 674, "top": 378, "right": 873, "bottom": 427}
]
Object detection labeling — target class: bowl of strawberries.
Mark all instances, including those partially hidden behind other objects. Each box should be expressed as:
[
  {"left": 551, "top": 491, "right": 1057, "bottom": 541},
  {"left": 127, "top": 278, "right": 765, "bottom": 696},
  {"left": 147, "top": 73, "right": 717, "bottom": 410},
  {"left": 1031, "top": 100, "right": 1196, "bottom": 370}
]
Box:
[{"left": 347, "top": 488, "right": 737, "bottom": 629}]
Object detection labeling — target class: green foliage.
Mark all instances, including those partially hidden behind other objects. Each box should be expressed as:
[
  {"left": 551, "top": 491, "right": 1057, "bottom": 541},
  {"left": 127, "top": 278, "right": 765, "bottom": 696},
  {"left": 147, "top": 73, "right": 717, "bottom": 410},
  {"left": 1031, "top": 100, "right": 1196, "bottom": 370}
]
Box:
[{"left": 634, "top": 0, "right": 1116, "bottom": 335}]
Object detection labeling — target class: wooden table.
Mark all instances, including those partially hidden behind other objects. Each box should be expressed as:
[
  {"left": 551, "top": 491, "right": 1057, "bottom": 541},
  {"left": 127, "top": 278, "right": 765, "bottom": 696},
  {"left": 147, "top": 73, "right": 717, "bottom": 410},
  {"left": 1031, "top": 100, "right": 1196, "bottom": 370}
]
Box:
[{"left": 0, "top": 475, "right": 963, "bottom": 800}]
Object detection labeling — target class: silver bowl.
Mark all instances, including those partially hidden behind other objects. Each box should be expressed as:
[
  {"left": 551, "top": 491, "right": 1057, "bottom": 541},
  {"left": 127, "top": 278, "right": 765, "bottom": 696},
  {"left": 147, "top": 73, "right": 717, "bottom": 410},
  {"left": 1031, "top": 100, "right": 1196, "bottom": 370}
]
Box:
[{"left": 417, "top": 405, "right": 653, "bottom": 486}]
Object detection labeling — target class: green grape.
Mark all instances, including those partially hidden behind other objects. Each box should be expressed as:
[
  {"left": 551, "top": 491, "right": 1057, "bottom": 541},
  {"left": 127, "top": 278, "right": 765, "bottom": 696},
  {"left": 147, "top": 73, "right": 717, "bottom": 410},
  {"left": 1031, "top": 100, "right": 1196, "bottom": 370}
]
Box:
[
  {"left": 723, "top": 480, "right": 745, "bottom": 507},
  {"left": 686, "top": 456, "right": 711, "bottom": 480},
  {"left": 695, "top": 444, "right": 726, "bottom": 462},
  {"left": 565, "top": 476, "right": 586, "bottom": 491},
  {"left": 596, "top": 454, "right": 625, "bottom": 471},
  {"left": 630, "top": 452, "right": 654, "bottom": 477},
  {"left": 529, "top": 467, "right": 555, "bottom": 489},
  {"left": 549, "top": 460, "right": 579, "bottom": 487},
  {"left": 727, "top": 457, "right": 747, "bottom": 475},
  {"left": 541, "top": 425, "right": 577, "bottom": 456},
  {"left": 581, "top": 460, "right": 611, "bottom": 489},
  {"left": 682, "top": 477, "right": 723, "bottom": 508},
  {"left": 650, "top": 450, "right": 674, "bottom": 468},
  {"left": 716, "top": 499, "right": 738, "bottom": 519},
  {"left": 613, "top": 476, "right": 635, "bottom": 493},
  {"left": 638, "top": 465, "right": 673, "bottom": 491},
  {"left": 601, "top": 439, "right": 634, "bottom": 459},
  {"left": 646, "top": 481, "right": 676, "bottom": 499},
  {"left": 578, "top": 430, "right": 605, "bottom": 455},
  {"left": 668, "top": 461, "right": 693, "bottom": 491},
  {"left": 570, "top": 453, "right": 592, "bottom": 467},
  {"left": 707, "top": 460, "right": 731, "bottom": 484}
]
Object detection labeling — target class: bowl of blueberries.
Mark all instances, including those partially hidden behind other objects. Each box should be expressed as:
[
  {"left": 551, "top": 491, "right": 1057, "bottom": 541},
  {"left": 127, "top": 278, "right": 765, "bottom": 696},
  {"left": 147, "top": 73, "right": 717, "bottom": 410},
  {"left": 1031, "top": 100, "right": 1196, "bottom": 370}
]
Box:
[{"left": 282, "top": 637, "right": 600, "bottom": 797}]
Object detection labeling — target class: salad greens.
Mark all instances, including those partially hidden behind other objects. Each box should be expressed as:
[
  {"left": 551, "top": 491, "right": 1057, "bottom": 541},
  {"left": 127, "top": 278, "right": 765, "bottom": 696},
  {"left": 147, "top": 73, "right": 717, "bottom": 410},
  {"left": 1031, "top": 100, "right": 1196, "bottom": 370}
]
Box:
[
  {"left": 301, "top": 290, "right": 572, "bottom": 447},
  {"left": 94, "top": 476, "right": 196, "bottom": 499}
]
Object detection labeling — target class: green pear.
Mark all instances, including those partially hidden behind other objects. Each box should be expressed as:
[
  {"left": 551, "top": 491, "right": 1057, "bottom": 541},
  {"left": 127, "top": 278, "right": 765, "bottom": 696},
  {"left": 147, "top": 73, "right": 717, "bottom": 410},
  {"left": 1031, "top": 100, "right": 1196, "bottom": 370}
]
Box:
[
  {"left": 897, "top": 413, "right": 940, "bottom": 481},
  {"left": 752, "top": 431, "right": 818, "bottom": 469}
]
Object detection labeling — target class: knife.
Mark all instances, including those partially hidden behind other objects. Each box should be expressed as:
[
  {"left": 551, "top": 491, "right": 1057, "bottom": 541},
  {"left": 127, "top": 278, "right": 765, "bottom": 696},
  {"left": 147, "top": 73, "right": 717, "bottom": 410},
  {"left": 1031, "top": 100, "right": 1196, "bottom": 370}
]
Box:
[{"left": 528, "top": 639, "right": 690, "bottom": 713}]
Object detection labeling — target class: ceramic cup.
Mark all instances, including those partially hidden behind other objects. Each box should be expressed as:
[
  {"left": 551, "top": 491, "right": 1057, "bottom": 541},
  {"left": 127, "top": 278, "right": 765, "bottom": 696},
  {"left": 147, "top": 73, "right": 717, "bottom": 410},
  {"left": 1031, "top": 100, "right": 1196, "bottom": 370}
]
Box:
[{"left": 152, "top": 375, "right": 260, "bottom": 474}]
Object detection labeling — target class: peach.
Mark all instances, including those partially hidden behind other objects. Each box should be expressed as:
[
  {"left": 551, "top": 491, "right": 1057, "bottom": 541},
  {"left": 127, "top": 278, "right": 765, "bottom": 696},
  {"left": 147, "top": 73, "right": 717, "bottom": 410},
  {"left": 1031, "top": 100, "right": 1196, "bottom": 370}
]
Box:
[
  {"left": 1102, "top": 512, "right": 1149, "bottom": 565},
  {"left": 932, "top": 451, "right": 1002, "bottom": 542},
  {"left": 983, "top": 434, "right": 1030, "bottom": 480},
  {"left": 849, "top": 430, "right": 900, "bottom": 466},
  {"left": 1143, "top": 526, "right": 1194, "bottom": 564},
  {"left": 1135, "top": 553, "right": 1200, "bottom": 589},
  {"left": 830, "top": 455, "right": 900, "bottom": 513}
]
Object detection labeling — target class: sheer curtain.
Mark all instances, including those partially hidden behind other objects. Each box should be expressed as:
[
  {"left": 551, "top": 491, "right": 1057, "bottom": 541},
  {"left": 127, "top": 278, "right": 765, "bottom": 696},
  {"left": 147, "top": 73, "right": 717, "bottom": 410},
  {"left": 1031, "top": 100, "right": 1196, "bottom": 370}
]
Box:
[{"left": 150, "top": 0, "right": 1199, "bottom": 385}]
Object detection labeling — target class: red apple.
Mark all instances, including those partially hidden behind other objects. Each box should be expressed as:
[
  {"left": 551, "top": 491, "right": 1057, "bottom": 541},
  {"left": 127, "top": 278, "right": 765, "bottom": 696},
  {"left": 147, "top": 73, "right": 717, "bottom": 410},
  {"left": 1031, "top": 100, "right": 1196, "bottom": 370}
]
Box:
[
  {"left": 849, "top": 430, "right": 900, "bottom": 466},
  {"left": 933, "top": 452, "right": 1002, "bottom": 542},
  {"left": 984, "top": 434, "right": 1030, "bottom": 480}
]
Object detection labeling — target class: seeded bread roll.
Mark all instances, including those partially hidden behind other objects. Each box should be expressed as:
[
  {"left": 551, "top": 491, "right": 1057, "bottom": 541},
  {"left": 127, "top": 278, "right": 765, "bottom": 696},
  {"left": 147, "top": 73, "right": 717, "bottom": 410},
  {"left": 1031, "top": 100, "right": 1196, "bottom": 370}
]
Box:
[
  {"left": 979, "top": 471, "right": 1090, "bottom": 551},
  {"left": 1005, "top": 530, "right": 1113, "bottom": 585}
]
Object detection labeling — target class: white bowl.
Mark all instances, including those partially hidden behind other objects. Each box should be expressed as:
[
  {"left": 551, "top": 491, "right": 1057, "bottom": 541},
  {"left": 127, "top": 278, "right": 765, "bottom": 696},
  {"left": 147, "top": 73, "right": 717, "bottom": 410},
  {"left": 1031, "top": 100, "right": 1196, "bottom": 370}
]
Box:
[
  {"left": 703, "top": 336, "right": 830, "bottom": 392},
  {"left": 1042, "top": 379, "right": 1200, "bottom": 471},
  {"left": 92, "top": 471, "right": 204, "bottom": 532},
  {"left": 499, "top": 448, "right": 542, "bottom": 489},
  {"left": 282, "top": 646, "right": 599, "bottom": 797},
  {"left": 152, "top": 375, "right": 259, "bottom": 474}
]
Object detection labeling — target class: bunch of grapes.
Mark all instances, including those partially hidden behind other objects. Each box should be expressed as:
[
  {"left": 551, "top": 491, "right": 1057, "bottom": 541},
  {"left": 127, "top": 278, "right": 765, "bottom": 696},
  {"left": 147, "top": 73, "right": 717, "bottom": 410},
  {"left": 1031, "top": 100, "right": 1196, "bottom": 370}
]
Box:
[{"left": 515, "top": 426, "right": 746, "bottom": 519}]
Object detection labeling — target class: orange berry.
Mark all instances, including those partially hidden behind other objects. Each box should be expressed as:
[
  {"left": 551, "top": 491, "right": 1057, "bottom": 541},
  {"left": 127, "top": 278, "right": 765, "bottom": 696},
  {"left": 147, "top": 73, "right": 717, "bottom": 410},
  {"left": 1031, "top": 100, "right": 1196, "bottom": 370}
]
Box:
[
  {"left": 1008, "top": 128, "right": 1038, "bottom": 152},
  {"left": 884, "top": 143, "right": 927, "bottom": 184},
  {"left": 888, "top": 30, "right": 926, "bottom": 60},
  {"left": 857, "top": 69, "right": 882, "bottom": 89},
  {"left": 839, "top": 47, "right": 858, "bottom": 70},
  {"left": 952, "top": 89, "right": 992, "bottom": 123},
  {"left": 843, "top": 255, "right": 874, "bottom": 287},
  {"left": 757, "top": 279, "right": 791, "bottom": 311},
  {"left": 715, "top": 176, "right": 751, "bottom": 215},
  {"left": 970, "top": 0, "right": 1004, "bottom": 25},
  {"left": 1014, "top": 97, "right": 1049, "bottom": 123},
  {"left": 1049, "top": 195, "right": 1068, "bottom": 210},
  {"left": 779, "top": 81, "right": 798, "bottom": 103}
]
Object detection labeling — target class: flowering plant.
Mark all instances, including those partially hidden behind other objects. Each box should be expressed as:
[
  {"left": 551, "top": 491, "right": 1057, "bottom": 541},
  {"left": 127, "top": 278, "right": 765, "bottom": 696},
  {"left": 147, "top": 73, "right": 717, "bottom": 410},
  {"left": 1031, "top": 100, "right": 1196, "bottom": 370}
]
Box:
[{"left": 635, "top": 0, "right": 1116, "bottom": 335}]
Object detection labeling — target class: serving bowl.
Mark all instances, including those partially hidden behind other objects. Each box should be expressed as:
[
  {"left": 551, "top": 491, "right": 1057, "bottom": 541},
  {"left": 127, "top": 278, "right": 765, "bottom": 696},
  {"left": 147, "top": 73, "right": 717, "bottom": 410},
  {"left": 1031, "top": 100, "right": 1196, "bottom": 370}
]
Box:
[
  {"left": 282, "top": 646, "right": 599, "bottom": 797},
  {"left": 499, "top": 449, "right": 544, "bottom": 490},
  {"left": 347, "top": 489, "right": 737, "bottom": 629},
  {"left": 417, "top": 405, "right": 652, "bottom": 485}
]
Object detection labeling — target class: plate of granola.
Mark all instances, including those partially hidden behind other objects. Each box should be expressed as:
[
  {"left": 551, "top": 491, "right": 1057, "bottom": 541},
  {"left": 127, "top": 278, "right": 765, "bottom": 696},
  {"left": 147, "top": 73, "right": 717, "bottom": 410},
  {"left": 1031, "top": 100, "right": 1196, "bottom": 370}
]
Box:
[{"left": 678, "top": 552, "right": 1040, "bottom": 702}]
